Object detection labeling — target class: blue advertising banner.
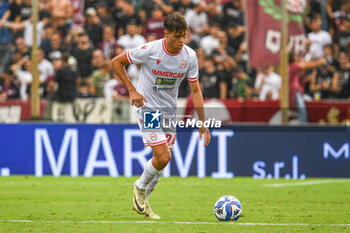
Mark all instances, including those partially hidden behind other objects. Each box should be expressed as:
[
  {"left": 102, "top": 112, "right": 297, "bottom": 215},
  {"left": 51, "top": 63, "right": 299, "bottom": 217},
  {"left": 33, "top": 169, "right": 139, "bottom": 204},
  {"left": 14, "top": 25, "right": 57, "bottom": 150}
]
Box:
[{"left": 0, "top": 124, "right": 349, "bottom": 179}]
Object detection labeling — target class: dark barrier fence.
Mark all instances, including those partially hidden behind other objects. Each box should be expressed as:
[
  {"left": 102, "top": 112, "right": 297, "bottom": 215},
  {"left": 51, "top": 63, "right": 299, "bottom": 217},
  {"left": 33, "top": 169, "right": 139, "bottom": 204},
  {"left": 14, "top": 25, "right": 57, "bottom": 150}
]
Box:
[{"left": 0, "top": 124, "right": 349, "bottom": 178}]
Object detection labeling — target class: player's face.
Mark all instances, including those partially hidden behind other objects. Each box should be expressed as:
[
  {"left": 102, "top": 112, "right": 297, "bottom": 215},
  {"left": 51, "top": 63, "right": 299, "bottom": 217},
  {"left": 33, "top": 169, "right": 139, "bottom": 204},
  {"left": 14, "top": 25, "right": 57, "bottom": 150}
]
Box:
[{"left": 164, "top": 30, "right": 187, "bottom": 53}]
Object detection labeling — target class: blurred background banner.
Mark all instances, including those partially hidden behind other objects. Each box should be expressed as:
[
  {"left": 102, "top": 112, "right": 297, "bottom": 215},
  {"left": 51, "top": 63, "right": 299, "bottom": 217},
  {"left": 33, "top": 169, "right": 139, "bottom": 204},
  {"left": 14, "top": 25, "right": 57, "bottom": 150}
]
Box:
[
  {"left": 246, "top": 0, "right": 307, "bottom": 68},
  {"left": 50, "top": 98, "right": 113, "bottom": 123},
  {"left": 0, "top": 124, "right": 349, "bottom": 178},
  {"left": 183, "top": 98, "right": 350, "bottom": 124},
  {"left": 1, "top": 98, "right": 349, "bottom": 124}
]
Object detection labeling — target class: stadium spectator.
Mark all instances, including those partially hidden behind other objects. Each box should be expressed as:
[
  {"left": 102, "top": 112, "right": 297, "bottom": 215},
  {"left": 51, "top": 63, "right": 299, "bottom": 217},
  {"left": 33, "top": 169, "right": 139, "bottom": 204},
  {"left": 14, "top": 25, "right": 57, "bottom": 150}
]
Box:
[
  {"left": 10, "top": 55, "right": 43, "bottom": 101},
  {"left": 78, "top": 80, "right": 94, "bottom": 98},
  {"left": 326, "top": 0, "right": 344, "bottom": 26},
  {"left": 70, "top": 31, "right": 94, "bottom": 80},
  {"left": 5, "top": 0, "right": 21, "bottom": 25},
  {"left": 304, "top": 0, "right": 323, "bottom": 33},
  {"left": 17, "top": 0, "right": 32, "bottom": 21},
  {"left": 104, "top": 72, "right": 130, "bottom": 101},
  {"left": 0, "top": 0, "right": 11, "bottom": 44},
  {"left": 114, "top": 45, "right": 125, "bottom": 62},
  {"left": 337, "top": 11, "right": 350, "bottom": 55},
  {"left": 184, "top": 1, "right": 209, "bottom": 42},
  {"left": 212, "top": 30, "right": 237, "bottom": 98},
  {"left": 307, "top": 14, "right": 332, "bottom": 58},
  {"left": 326, "top": 0, "right": 350, "bottom": 40},
  {"left": 230, "top": 66, "right": 253, "bottom": 99},
  {"left": 49, "top": 52, "right": 79, "bottom": 102},
  {"left": 254, "top": 65, "right": 281, "bottom": 101},
  {"left": 4, "top": 16, "right": 45, "bottom": 48},
  {"left": 63, "top": 27, "right": 85, "bottom": 51},
  {"left": 96, "top": 2, "right": 113, "bottom": 27},
  {"left": 90, "top": 60, "right": 111, "bottom": 97},
  {"left": 225, "top": 21, "right": 245, "bottom": 54},
  {"left": 172, "top": 0, "right": 194, "bottom": 16},
  {"left": 139, "top": 0, "right": 173, "bottom": 23},
  {"left": 212, "top": 30, "right": 236, "bottom": 67},
  {"left": 117, "top": 22, "right": 146, "bottom": 50},
  {"left": 0, "top": 67, "right": 19, "bottom": 101},
  {"left": 331, "top": 51, "right": 350, "bottom": 99},
  {"left": 99, "top": 25, "right": 118, "bottom": 59},
  {"left": 145, "top": 32, "right": 158, "bottom": 42},
  {"left": 43, "top": 32, "right": 67, "bottom": 62},
  {"left": 196, "top": 47, "right": 206, "bottom": 70},
  {"left": 91, "top": 49, "right": 106, "bottom": 70},
  {"left": 47, "top": 0, "right": 73, "bottom": 37},
  {"left": 38, "top": 49, "right": 54, "bottom": 83},
  {"left": 6, "top": 48, "right": 22, "bottom": 67},
  {"left": 117, "top": 1, "right": 142, "bottom": 37},
  {"left": 235, "top": 40, "right": 249, "bottom": 73},
  {"left": 144, "top": 4, "right": 166, "bottom": 40},
  {"left": 303, "top": 38, "right": 314, "bottom": 61},
  {"left": 84, "top": 7, "right": 103, "bottom": 48},
  {"left": 207, "top": 1, "right": 223, "bottom": 26},
  {"left": 40, "top": 23, "right": 55, "bottom": 53},
  {"left": 111, "top": 0, "right": 127, "bottom": 38},
  {"left": 84, "top": 0, "right": 99, "bottom": 10},
  {"left": 323, "top": 44, "right": 340, "bottom": 70},
  {"left": 222, "top": 0, "right": 245, "bottom": 27},
  {"left": 199, "top": 56, "right": 227, "bottom": 99},
  {"left": 309, "top": 64, "right": 334, "bottom": 99},
  {"left": 184, "top": 29, "right": 198, "bottom": 51},
  {"left": 289, "top": 52, "right": 325, "bottom": 123},
  {"left": 199, "top": 23, "right": 220, "bottom": 55}
]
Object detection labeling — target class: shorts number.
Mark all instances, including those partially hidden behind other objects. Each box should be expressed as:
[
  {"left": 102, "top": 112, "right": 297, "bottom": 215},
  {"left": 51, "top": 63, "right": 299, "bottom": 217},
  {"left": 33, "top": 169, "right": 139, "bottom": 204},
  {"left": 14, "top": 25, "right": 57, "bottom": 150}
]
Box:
[{"left": 166, "top": 134, "right": 176, "bottom": 145}]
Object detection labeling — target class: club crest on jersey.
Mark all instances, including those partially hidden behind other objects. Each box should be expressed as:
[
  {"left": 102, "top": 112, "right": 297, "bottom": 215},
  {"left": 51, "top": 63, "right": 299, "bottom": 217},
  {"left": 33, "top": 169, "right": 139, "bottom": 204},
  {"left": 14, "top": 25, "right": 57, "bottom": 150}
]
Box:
[
  {"left": 181, "top": 60, "right": 187, "bottom": 69},
  {"left": 156, "top": 59, "right": 161, "bottom": 65},
  {"left": 141, "top": 45, "right": 147, "bottom": 49},
  {"left": 150, "top": 132, "right": 157, "bottom": 141}
]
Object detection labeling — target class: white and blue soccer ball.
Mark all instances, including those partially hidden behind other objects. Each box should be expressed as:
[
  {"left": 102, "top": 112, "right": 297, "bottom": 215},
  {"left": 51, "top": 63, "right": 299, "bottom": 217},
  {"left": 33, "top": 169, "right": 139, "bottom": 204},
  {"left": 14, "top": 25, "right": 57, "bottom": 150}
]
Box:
[{"left": 214, "top": 195, "right": 242, "bottom": 221}]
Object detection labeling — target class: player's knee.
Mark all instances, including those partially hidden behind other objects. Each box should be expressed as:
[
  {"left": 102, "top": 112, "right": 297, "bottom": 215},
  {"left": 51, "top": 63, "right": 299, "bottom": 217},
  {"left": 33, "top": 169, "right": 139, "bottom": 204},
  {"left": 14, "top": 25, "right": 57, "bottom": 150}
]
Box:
[
  {"left": 153, "top": 149, "right": 171, "bottom": 165},
  {"left": 164, "top": 152, "right": 172, "bottom": 164}
]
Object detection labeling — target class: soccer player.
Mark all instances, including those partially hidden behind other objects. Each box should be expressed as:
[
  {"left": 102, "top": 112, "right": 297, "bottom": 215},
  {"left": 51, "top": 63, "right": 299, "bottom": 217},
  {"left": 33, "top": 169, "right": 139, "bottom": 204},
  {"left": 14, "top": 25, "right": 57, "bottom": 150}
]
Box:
[{"left": 111, "top": 12, "right": 211, "bottom": 219}]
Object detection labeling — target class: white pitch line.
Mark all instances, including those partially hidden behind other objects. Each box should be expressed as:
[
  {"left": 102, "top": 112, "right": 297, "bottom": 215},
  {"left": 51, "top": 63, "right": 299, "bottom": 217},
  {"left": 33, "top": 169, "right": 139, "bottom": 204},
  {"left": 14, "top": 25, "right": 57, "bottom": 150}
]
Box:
[
  {"left": 0, "top": 220, "right": 349, "bottom": 227},
  {"left": 264, "top": 179, "right": 350, "bottom": 188}
]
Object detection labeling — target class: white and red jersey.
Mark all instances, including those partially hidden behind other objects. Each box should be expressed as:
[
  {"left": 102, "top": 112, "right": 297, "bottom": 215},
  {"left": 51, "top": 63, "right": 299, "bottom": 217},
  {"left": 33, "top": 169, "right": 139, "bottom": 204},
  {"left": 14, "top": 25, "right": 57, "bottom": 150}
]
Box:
[{"left": 125, "top": 38, "right": 198, "bottom": 111}]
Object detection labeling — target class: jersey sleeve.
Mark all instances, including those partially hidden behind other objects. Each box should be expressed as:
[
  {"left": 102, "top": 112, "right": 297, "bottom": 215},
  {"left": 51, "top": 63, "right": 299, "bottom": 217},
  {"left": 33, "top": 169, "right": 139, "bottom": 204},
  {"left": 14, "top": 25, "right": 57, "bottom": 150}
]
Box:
[
  {"left": 186, "top": 54, "right": 199, "bottom": 83},
  {"left": 124, "top": 44, "right": 150, "bottom": 65}
]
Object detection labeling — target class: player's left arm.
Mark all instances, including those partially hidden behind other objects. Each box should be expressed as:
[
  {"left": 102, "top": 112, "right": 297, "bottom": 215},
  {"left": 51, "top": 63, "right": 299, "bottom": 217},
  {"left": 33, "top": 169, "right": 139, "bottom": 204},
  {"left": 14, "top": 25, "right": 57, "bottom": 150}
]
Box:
[{"left": 189, "top": 80, "right": 211, "bottom": 146}]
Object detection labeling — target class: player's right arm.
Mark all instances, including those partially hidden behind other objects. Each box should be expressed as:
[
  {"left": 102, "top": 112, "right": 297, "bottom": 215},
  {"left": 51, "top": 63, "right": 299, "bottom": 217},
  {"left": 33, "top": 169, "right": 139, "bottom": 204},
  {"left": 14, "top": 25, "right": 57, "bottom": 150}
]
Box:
[{"left": 111, "top": 53, "right": 147, "bottom": 108}]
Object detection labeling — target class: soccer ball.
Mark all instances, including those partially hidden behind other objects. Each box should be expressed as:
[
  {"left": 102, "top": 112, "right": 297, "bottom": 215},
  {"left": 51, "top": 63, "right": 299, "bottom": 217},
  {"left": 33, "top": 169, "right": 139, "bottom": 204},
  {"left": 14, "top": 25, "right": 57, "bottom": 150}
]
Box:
[{"left": 214, "top": 195, "right": 242, "bottom": 221}]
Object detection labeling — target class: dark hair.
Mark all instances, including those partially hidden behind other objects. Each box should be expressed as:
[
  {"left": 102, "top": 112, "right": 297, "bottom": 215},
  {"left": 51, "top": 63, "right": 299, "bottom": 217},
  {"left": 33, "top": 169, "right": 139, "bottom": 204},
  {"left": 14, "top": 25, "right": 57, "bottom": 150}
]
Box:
[
  {"left": 339, "top": 49, "right": 348, "bottom": 57},
  {"left": 310, "top": 13, "right": 321, "bottom": 22},
  {"left": 164, "top": 12, "right": 187, "bottom": 33},
  {"left": 324, "top": 44, "right": 334, "bottom": 53},
  {"left": 61, "top": 52, "right": 70, "bottom": 63}
]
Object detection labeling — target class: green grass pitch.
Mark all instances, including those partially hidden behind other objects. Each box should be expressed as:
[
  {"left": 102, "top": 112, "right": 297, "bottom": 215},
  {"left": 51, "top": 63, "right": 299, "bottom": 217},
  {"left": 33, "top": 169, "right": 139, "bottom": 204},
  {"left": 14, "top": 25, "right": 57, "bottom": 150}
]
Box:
[{"left": 0, "top": 176, "right": 349, "bottom": 233}]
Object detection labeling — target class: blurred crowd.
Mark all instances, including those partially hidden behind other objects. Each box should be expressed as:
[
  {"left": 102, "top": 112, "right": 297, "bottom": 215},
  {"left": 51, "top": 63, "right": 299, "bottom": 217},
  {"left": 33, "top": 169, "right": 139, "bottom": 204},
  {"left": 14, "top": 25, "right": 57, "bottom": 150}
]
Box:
[{"left": 0, "top": 0, "right": 349, "bottom": 103}]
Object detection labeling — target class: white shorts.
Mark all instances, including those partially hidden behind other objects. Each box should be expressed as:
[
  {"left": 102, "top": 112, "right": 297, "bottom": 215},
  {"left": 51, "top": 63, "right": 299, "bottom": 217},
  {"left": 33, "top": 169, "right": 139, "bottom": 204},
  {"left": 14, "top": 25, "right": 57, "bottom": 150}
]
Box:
[{"left": 137, "top": 118, "right": 176, "bottom": 150}]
